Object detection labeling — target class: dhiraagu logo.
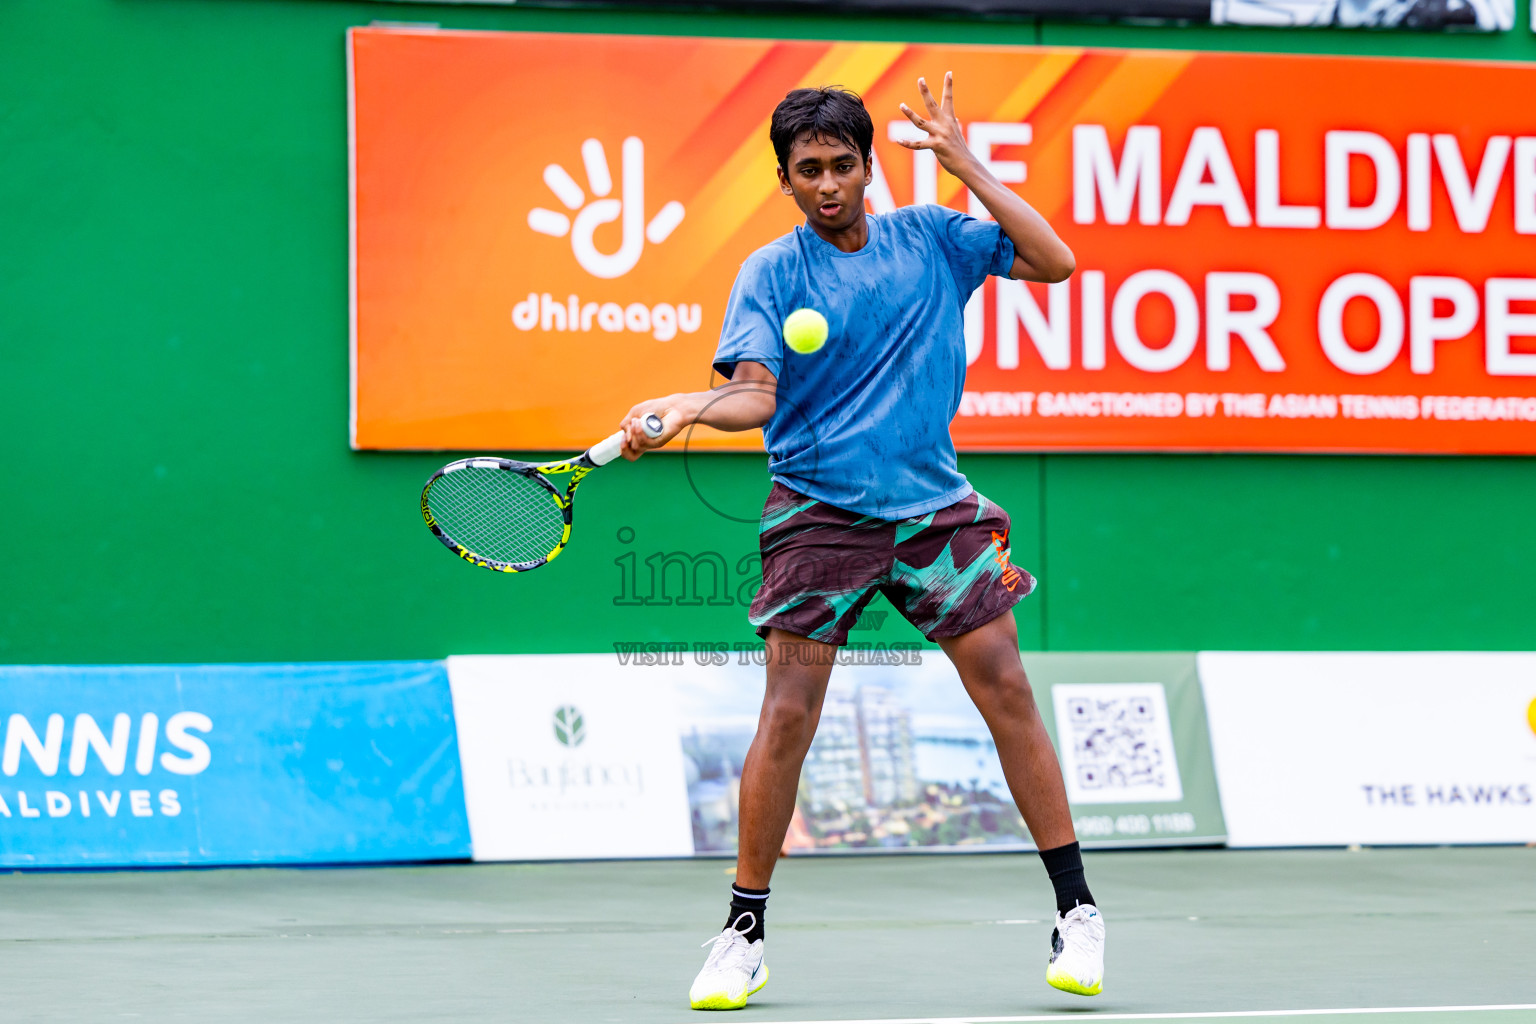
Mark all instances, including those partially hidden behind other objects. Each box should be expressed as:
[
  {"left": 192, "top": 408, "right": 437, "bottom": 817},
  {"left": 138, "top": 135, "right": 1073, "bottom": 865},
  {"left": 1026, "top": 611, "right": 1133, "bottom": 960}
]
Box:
[
  {"left": 517, "top": 137, "right": 702, "bottom": 343},
  {"left": 553, "top": 705, "right": 586, "bottom": 748},
  {"left": 527, "top": 137, "right": 684, "bottom": 279}
]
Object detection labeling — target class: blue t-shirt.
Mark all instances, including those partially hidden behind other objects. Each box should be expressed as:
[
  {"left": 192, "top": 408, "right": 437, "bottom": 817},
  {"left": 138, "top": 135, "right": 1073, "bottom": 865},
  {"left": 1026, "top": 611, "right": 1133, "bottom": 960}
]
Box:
[{"left": 713, "top": 206, "right": 1016, "bottom": 519}]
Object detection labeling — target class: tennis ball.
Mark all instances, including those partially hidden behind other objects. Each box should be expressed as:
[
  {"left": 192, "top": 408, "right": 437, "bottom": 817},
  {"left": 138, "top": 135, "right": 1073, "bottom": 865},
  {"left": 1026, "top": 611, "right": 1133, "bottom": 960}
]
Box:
[{"left": 783, "top": 308, "right": 828, "bottom": 355}]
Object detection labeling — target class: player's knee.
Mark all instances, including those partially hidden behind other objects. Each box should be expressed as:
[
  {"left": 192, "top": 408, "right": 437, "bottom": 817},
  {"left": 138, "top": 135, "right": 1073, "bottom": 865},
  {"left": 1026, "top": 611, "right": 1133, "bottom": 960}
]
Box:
[
  {"left": 970, "top": 667, "right": 1038, "bottom": 716},
  {"left": 760, "top": 695, "right": 817, "bottom": 748}
]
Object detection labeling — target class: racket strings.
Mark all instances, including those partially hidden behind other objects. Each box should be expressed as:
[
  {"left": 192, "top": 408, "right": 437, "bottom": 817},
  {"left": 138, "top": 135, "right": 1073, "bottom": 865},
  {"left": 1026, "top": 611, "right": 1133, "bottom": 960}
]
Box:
[{"left": 426, "top": 467, "right": 568, "bottom": 566}]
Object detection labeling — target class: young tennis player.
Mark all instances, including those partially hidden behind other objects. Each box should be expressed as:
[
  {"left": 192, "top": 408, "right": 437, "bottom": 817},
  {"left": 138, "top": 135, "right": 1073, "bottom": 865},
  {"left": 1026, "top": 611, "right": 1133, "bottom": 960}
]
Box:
[{"left": 619, "top": 75, "right": 1105, "bottom": 1008}]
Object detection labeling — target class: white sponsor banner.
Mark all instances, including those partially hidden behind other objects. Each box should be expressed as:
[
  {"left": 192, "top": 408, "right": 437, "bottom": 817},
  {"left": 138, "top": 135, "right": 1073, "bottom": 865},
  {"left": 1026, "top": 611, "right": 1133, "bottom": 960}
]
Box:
[
  {"left": 1052, "top": 683, "right": 1184, "bottom": 805},
  {"left": 1199, "top": 652, "right": 1536, "bottom": 847},
  {"left": 446, "top": 655, "right": 693, "bottom": 860}
]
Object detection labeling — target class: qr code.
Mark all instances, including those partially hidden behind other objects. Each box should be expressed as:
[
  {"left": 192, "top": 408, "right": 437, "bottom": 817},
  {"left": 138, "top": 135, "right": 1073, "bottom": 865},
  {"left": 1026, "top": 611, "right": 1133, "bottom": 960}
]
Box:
[{"left": 1052, "top": 683, "right": 1183, "bottom": 804}]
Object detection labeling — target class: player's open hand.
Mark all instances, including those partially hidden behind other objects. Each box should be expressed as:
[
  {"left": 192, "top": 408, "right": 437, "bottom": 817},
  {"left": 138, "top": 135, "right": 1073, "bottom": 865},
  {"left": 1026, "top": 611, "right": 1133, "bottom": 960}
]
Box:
[{"left": 896, "top": 72, "right": 972, "bottom": 174}]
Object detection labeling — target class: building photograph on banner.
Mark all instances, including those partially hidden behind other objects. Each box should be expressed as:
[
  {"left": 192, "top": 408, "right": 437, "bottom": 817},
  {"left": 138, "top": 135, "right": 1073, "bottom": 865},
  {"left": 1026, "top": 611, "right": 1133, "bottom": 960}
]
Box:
[
  {"left": 675, "top": 652, "right": 1223, "bottom": 854},
  {"left": 351, "top": 28, "right": 1536, "bottom": 454},
  {"left": 1199, "top": 652, "right": 1536, "bottom": 847}
]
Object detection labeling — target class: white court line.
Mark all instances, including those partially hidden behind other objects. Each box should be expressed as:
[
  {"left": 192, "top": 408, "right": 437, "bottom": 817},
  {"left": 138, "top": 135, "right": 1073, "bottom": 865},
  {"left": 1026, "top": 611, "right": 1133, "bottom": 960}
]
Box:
[{"left": 709, "top": 1005, "right": 1536, "bottom": 1024}]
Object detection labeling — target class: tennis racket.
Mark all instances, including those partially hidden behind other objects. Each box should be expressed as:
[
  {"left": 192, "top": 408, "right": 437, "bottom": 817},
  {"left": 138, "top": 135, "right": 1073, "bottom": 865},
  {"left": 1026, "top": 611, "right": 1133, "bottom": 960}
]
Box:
[{"left": 421, "top": 414, "right": 665, "bottom": 573}]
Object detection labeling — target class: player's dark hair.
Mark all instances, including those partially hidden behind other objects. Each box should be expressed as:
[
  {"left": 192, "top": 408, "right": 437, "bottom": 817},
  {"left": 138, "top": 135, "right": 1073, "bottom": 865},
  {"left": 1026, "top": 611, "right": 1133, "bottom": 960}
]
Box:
[{"left": 769, "top": 87, "right": 874, "bottom": 171}]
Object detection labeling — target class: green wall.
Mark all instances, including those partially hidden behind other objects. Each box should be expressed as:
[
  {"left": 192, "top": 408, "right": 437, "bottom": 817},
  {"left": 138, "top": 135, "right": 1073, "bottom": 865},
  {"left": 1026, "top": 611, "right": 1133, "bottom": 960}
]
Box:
[{"left": 2, "top": 0, "right": 1533, "bottom": 663}]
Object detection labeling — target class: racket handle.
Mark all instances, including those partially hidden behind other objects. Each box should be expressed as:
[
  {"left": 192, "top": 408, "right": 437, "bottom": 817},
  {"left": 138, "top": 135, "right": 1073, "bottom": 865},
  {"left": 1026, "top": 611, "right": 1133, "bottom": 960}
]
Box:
[
  {"left": 588, "top": 415, "right": 667, "bottom": 467},
  {"left": 588, "top": 431, "right": 626, "bottom": 467}
]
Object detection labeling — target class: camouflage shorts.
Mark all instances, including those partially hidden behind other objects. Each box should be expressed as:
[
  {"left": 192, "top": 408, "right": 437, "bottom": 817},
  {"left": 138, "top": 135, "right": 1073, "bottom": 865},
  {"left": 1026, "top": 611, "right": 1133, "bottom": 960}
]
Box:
[{"left": 748, "top": 482, "right": 1036, "bottom": 647}]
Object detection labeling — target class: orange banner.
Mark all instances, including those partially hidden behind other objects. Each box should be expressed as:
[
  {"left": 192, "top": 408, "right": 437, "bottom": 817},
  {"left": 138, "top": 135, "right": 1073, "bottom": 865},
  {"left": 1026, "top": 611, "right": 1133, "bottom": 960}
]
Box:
[{"left": 350, "top": 28, "right": 1536, "bottom": 453}]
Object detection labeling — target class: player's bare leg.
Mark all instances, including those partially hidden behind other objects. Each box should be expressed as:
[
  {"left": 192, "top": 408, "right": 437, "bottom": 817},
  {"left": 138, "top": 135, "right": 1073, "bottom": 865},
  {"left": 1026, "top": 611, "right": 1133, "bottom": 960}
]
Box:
[
  {"left": 938, "top": 610, "right": 1106, "bottom": 996},
  {"left": 937, "top": 611, "right": 1073, "bottom": 848},
  {"left": 690, "top": 628, "right": 834, "bottom": 1009},
  {"left": 736, "top": 628, "right": 836, "bottom": 887}
]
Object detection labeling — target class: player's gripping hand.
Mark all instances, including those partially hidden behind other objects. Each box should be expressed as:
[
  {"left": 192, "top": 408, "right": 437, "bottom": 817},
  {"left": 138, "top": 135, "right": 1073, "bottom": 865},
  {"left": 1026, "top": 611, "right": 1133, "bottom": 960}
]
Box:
[
  {"left": 896, "top": 72, "right": 973, "bottom": 176},
  {"left": 619, "top": 398, "right": 690, "bottom": 460}
]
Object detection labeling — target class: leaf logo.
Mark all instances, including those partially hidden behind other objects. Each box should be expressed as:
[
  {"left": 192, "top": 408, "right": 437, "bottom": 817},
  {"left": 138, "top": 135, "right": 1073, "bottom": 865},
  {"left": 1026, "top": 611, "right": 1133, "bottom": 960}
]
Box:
[
  {"left": 553, "top": 705, "right": 586, "bottom": 748},
  {"left": 528, "top": 138, "right": 685, "bottom": 280}
]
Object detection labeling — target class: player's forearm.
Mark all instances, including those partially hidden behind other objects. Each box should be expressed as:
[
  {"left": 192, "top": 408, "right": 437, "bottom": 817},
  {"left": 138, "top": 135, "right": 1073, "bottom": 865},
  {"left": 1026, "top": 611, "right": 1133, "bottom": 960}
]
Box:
[
  {"left": 675, "top": 382, "right": 776, "bottom": 431},
  {"left": 951, "top": 154, "right": 1075, "bottom": 284}
]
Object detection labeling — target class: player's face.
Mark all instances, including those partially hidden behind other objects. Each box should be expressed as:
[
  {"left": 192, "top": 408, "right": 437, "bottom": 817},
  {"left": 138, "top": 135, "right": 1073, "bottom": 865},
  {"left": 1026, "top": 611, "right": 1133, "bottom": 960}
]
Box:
[{"left": 778, "top": 134, "right": 871, "bottom": 233}]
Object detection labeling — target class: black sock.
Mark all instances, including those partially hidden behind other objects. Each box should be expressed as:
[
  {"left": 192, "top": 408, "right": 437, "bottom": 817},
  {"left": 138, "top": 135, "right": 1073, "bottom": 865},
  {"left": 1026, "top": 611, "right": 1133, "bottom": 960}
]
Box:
[
  {"left": 1038, "top": 841, "right": 1096, "bottom": 916},
  {"left": 726, "top": 884, "right": 769, "bottom": 943}
]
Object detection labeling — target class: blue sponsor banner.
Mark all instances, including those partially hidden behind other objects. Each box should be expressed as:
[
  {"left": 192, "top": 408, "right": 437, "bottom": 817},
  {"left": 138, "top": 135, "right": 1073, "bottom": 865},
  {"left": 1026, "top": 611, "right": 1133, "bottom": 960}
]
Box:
[{"left": 0, "top": 662, "right": 471, "bottom": 867}]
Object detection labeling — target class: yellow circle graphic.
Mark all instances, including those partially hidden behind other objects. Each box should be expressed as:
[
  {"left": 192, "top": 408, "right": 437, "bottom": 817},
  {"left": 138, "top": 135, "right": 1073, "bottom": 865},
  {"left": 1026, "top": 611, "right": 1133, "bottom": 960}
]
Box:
[{"left": 1528, "top": 697, "right": 1536, "bottom": 737}]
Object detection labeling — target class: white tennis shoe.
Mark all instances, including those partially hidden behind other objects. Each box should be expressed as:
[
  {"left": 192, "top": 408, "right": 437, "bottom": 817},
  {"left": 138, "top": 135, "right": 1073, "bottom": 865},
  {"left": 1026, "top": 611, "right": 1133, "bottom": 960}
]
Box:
[
  {"left": 1045, "top": 904, "right": 1105, "bottom": 996},
  {"left": 689, "top": 913, "right": 768, "bottom": 1010}
]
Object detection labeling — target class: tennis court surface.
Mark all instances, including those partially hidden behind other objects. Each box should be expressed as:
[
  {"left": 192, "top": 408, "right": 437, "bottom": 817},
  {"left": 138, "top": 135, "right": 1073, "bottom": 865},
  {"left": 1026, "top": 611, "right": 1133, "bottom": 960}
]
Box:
[{"left": 2, "top": 846, "right": 1531, "bottom": 1023}]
